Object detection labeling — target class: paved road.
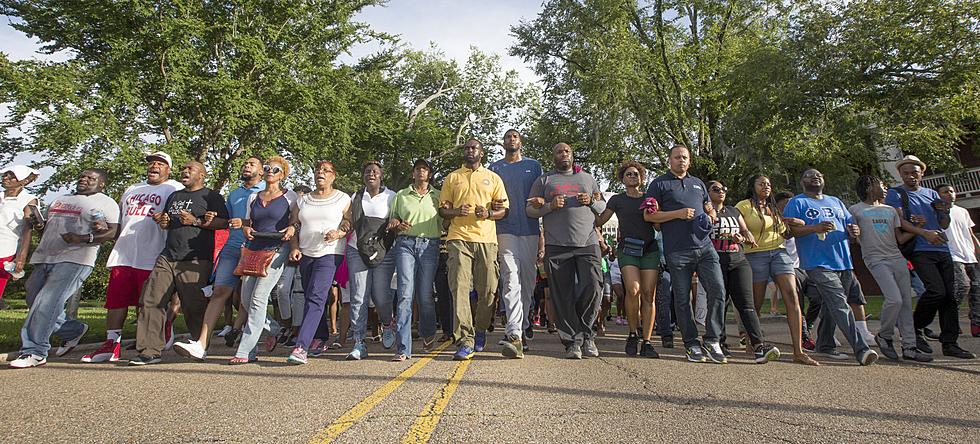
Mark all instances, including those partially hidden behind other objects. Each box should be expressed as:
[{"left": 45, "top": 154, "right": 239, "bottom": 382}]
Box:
[{"left": 2, "top": 317, "right": 978, "bottom": 443}]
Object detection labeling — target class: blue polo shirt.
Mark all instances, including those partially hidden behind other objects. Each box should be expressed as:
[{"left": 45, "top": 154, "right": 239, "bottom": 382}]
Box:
[
  {"left": 489, "top": 157, "right": 543, "bottom": 237},
  {"left": 884, "top": 185, "right": 950, "bottom": 254},
  {"left": 645, "top": 172, "right": 711, "bottom": 254},
  {"left": 224, "top": 181, "right": 265, "bottom": 250},
  {"left": 782, "top": 193, "right": 854, "bottom": 271}
]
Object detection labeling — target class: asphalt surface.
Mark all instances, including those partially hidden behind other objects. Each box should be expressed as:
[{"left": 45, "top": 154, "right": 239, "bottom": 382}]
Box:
[{"left": 2, "top": 317, "right": 978, "bottom": 443}]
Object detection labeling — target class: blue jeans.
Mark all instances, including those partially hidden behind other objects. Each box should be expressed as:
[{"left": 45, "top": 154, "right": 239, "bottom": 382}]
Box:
[
  {"left": 808, "top": 268, "right": 871, "bottom": 361},
  {"left": 346, "top": 245, "right": 396, "bottom": 341},
  {"left": 237, "top": 247, "right": 289, "bottom": 359},
  {"left": 392, "top": 235, "right": 440, "bottom": 357},
  {"left": 21, "top": 262, "right": 93, "bottom": 358},
  {"left": 664, "top": 244, "right": 726, "bottom": 348}
]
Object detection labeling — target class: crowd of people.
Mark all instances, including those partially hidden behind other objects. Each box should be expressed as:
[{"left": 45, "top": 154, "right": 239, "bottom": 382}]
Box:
[{"left": 2, "top": 130, "right": 978, "bottom": 369}]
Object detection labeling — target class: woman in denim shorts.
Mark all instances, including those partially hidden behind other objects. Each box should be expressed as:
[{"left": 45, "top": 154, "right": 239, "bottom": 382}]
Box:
[{"left": 735, "top": 174, "right": 810, "bottom": 361}]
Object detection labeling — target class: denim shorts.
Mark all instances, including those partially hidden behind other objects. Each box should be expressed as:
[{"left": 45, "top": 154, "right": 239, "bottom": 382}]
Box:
[
  {"left": 213, "top": 245, "right": 243, "bottom": 287},
  {"left": 745, "top": 249, "right": 794, "bottom": 282}
]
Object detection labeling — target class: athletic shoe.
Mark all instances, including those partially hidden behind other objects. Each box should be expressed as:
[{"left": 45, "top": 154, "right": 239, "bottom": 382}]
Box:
[
  {"left": 661, "top": 336, "right": 674, "bottom": 349},
  {"left": 309, "top": 339, "right": 327, "bottom": 357},
  {"left": 754, "top": 343, "right": 780, "bottom": 364},
  {"left": 215, "top": 325, "right": 232, "bottom": 337},
  {"left": 381, "top": 324, "right": 395, "bottom": 349},
  {"left": 862, "top": 331, "right": 876, "bottom": 345},
  {"left": 564, "top": 344, "right": 583, "bottom": 360},
  {"left": 164, "top": 319, "right": 175, "bottom": 351},
  {"left": 54, "top": 323, "right": 89, "bottom": 357},
  {"left": 284, "top": 335, "right": 297, "bottom": 347},
  {"left": 971, "top": 324, "right": 980, "bottom": 337},
  {"left": 802, "top": 337, "right": 816, "bottom": 352},
  {"left": 625, "top": 333, "right": 639, "bottom": 356},
  {"left": 942, "top": 344, "right": 977, "bottom": 359},
  {"left": 639, "top": 341, "right": 659, "bottom": 359},
  {"left": 346, "top": 341, "right": 368, "bottom": 360},
  {"left": 902, "top": 347, "right": 934, "bottom": 363},
  {"left": 720, "top": 343, "right": 733, "bottom": 358},
  {"left": 705, "top": 342, "right": 727, "bottom": 364},
  {"left": 525, "top": 326, "right": 535, "bottom": 341},
  {"left": 454, "top": 345, "right": 475, "bottom": 361},
  {"left": 225, "top": 328, "right": 242, "bottom": 348},
  {"left": 686, "top": 345, "right": 706, "bottom": 363},
  {"left": 81, "top": 340, "right": 121, "bottom": 363},
  {"left": 128, "top": 354, "right": 162, "bottom": 366},
  {"left": 501, "top": 334, "right": 524, "bottom": 359},
  {"left": 474, "top": 331, "right": 487, "bottom": 352},
  {"left": 817, "top": 350, "right": 849, "bottom": 360},
  {"left": 287, "top": 347, "right": 308, "bottom": 365},
  {"left": 522, "top": 341, "right": 529, "bottom": 352},
  {"left": 874, "top": 334, "right": 899, "bottom": 360},
  {"left": 276, "top": 327, "right": 291, "bottom": 344},
  {"left": 915, "top": 333, "right": 933, "bottom": 354},
  {"left": 421, "top": 336, "right": 436, "bottom": 353},
  {"left": 858, "top": 349, "right": 879, "bottom": 366},
  {"left": 8, "top": 354, "right": 46, "bottom": 369},
  {"left": 583, "top": 339, "right": 599, "bottom": 358},
  {"left": 173, "top": 340, "right": 207, "bottom": 361},
  {"left": 615, "top": 316, "right": 625, "bottom": 325},
  {"left": 922, "top": 327, "right": 940, "bottom": 341}
]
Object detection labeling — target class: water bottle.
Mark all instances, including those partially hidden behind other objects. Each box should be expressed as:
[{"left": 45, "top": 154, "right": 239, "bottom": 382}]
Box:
[
  {"left": 88, "top": 208, "right": 108, "bottom": 232},
  {"left": 3, "top": 261, "right": 24, "bottom": 280}
]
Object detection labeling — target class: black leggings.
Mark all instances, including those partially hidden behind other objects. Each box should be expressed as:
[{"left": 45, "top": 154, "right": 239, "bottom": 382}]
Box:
[{"left": 719, "top": 255, "right": 765, "bottom": 347}]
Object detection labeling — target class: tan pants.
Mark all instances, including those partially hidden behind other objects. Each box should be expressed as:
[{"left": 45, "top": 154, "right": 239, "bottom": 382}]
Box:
[
  {"left": 447, "top": 240, "right": 498, "bottom": 348},
  {"left": 136, "top": 256, "right": 211, "bottom": 356}
]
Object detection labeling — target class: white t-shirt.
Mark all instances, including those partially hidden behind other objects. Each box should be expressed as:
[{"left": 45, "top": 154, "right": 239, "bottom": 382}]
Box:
[
  {"left": 784, "top": 237, "right": 801, "bottom": 269},
  {"left": 106, "top": 180, "right": 183, "bottom": 270},
  {"left": 346, "top": 187, "right": 396, "bottom": 248},
  {"left": 945, "top": 205, "right": 977, "bottom": 264},
  {"left": 297, "top": 190, "right": 351, "bottom": 257},
  {"left": 30, "top": 193, "right": 120, "bottom": 267},
  {"left": 0, "top": 191, "right": 37, "bottom": 258}
]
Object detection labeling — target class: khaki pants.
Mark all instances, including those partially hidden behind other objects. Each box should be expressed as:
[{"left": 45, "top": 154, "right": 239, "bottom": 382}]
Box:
[
  {"left": 447, "top": 240, "right": 498, "bottom": 348},
  {"left": 136, "top": 256, "right": 211, "bottom": 356}
]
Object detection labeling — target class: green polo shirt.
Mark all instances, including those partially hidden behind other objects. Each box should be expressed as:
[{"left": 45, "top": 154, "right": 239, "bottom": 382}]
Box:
[{"left": 389, "top": 185, "right": 442, "bottom": 239}]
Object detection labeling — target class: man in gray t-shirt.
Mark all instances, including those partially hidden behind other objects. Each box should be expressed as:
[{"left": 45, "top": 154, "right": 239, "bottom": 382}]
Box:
[{"left": 527, "top": 143, "right": 606, "bottom": 359}]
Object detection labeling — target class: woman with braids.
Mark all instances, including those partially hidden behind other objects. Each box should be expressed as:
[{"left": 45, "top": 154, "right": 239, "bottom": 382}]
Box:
[
  {"left": 735, "top": 175, "right": 817, "bottom": 365},
  {"left": 706, "top": 180, "right": 781, "bottom": 363},
  {"left": 848, "top": 175, "right": 932, "bottom": 362},
  {"left": 596, "top": 161, "right": 660, "bottom": 358}
]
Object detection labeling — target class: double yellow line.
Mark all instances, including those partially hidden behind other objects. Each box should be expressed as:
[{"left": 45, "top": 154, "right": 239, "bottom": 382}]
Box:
[{"left": 307, "top": 342, "right": 472, "bottom": 444}]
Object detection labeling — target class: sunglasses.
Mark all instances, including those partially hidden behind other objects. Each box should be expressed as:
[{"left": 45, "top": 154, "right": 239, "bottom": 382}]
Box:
[
  {"left": 710, "top": 186, "right": 727, "bottom": 193},
  {"left": 263, "top": 165, "right": 283, "bottom": 174}
]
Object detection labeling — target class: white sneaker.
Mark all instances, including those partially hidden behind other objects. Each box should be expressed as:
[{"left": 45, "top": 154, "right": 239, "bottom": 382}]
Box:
[
  {"left": 55, "top": 324, "right": 90, "bottom": 357},
  {"left": 215, "top": 325, "right": 233, "bottom": 337},
  {"left": 173, "top": 340, "right": 207, "bottom": 361},
  {"left": 863, "top": 331, "right": 876, "bottom": 344},
  {"left": 9, "top": 354, "right": 46, "bottom": 368}
]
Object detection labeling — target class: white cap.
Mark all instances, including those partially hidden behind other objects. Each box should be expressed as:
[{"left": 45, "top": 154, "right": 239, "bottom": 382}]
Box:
[
  {"left": 145, "top": 151, "right": 173, "bottom": 167},
  {"left": 1, "top": 165, "right": 40, "bottom": 181}
]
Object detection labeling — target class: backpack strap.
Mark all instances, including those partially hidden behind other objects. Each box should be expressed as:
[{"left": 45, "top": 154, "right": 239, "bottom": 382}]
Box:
[{"left": 891, "top": 187, "right": 912, "bottom": 222}]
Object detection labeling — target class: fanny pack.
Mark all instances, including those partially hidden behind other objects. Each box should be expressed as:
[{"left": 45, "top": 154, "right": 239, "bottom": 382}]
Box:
[{"left": 621, "top": 237, "right": 647, "bottom": 257}]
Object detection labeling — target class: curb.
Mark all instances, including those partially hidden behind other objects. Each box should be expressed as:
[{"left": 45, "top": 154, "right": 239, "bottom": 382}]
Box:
[{"left": 2, "top": 333, "right": 192, "bottom": 362}]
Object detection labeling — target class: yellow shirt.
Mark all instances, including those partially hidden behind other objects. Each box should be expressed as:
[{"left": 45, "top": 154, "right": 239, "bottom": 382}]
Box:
[
  {"left": 735, "top": 199, "right": 786, "bottom": 253},
  {"left": 440, "top": 165, "right": 508, "bottom": 243}
]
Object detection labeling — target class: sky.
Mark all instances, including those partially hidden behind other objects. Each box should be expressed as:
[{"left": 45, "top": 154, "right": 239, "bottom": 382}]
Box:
[{"left": 0, "top": 0, "right": 546, "bottom": 190}]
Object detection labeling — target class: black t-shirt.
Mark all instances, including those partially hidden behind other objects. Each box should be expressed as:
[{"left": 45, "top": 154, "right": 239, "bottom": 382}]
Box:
[
  {"left": 607, "top": 193, "right": 657, "bottom": 252},
  {"left": 162, "top": 187, "right": 229, "bottom": 261},
  {"left": 711, "top": 205, "right": 745, "bottom": 264}
]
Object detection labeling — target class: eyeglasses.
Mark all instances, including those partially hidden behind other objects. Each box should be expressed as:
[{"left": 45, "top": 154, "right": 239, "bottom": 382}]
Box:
[
  {"left": 263, "top": 165, "right": 283, "bottom": 174},
  {"left": 710, "top": 186, "right": 727, "bottom": 193},
  {"left": 624, "top": 171, "right": 640, "bottom": 178}
]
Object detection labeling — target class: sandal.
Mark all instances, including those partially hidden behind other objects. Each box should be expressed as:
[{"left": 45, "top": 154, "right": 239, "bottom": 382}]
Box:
[
  {"left": 391, "top": 354, "right": 408, "bottom": 362},
  {"left": 793, "top": 353, "right": 820, "bottom": 366},
  {"left": 228, "top": 357, "right": 256, "bottom": 365}
]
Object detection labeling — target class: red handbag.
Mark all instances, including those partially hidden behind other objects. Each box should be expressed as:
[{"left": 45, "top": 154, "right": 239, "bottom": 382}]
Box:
[{"left": 233, "top": 247, "right": 277, "bottom": 277}]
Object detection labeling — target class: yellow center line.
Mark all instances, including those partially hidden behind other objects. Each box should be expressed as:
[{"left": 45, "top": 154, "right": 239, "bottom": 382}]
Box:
[
  {"left": 401, "top": 359, "right": 473, "bottom": 444},
  {"left": 308, "top": 342, "right": 451, "bottom": 444}
]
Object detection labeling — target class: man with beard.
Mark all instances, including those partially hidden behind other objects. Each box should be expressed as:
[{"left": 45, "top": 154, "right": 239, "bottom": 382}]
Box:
[
  {"left": 439, "top": 139, "right": 508, "bottom": 361},
  {"left": 527, "top": 143, "right": 605, "bottom": 359},
  {"left": 489, "top": 129, "right": 543, "bottom": 358},
  {"left": 782, "top": 168, "right": 878, "bottom": 365},
  {"left": 10, "top": 169, "right": 120, "bottom": 368},
  {"left": 82, "top": 152, "right": 183, "bottom": 363},
  {"left": 131, "top": 161, "right": 228, "bottom": 365},
  {"left": 173, "top": 156, "right": 263, "bottom": 360}
]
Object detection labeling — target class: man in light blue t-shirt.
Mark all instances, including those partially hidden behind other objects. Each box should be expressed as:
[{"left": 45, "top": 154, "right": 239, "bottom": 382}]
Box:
[
  {"left": 489, "top": 129, "right": 543, "bottom": 358},
  {"left": 783, "top": 168, "right": 877, "bottom": 366}
]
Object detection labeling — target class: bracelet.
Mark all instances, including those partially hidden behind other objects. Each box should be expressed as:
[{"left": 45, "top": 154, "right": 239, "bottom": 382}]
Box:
[{"left": 87, "top": 233, "right": 94, "bottom": 244}]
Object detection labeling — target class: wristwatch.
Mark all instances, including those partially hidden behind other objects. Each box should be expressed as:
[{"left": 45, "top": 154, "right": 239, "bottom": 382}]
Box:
[{"left": 191, "top": 218, "right": 201, "bottom": 227}]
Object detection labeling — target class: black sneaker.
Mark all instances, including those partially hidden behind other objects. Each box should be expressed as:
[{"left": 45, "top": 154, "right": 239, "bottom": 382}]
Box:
[
  {"left": 625, "top": 333, "right": 639, "bottom": 356},
  {"left": 525, "top": 326, "right": 535, "bottom": 341},
  {"left": 225, "top": 328, "right": 242, "bottom": 348},
  {"left": 720, "top": 343, "right": 733, "bottom": 358},
  {"left": 753, "top": 343, "right": 780, "bottom": 364},
  {"left": 902, "top": 347, "right": 934, "bottom": 363},
  {"left": 874, "top": 334, "right": 899, "bottom": 360},
  {"left": 942, "top": 344, "right": 977, "bottom": 359},
  {"left": 661, "top": 336, "right": 674, "bottom": 349},
  {"left": 639, "top": 340, "right": 660, "bottom": 358},
  {"left": 686, "top": 344, "right": 706, "bottom": 363},
  {"left": 923, "top": 327, "right": 940, "bottom": 341},
  {"left": 705, "top": 342, "right": 728, "bottom": 364},
  {"left": 915, "top": 333, "right": 933, "bottom": 354},
  {"left": 128, "top": 354, "right": 162, "bottom": 366}
]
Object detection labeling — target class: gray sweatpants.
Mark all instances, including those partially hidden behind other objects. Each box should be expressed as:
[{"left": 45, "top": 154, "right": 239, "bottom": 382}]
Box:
[
  {"left": 545, "top": 244, "right": 602, "bottom": 347},
  {"left": 952, "top": 262, "right": 980, "bottom": 327},
  {"left": 867, "top": 257, "right": 916, "bottom": 349}
]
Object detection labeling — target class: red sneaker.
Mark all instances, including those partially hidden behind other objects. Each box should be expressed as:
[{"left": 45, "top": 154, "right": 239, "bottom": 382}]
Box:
[
  {"left": 81, "top": 340, "right": 121, "bottom": 363},
  {"left": 164, "top": 319, "right": 175, "bottom": 350},
  {"left": 972, "top": 324, "right": 980, "bottom": 338},
  {"left": 802, "top": 337, "right": 816, "bottom": 352}
]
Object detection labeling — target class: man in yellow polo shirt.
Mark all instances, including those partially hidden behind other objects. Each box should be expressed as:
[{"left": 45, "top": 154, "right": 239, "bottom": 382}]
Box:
[{"left": 439, "top": 138, "right": 509, "bottom": 360}]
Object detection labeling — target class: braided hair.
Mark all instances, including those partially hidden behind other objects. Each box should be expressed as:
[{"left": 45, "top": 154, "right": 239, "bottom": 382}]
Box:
[
  {"left": 855, "top": 175, "right": 881, "bottom": 202},
  {"left": 745, "top": 174, "right": 783, "bottom": 241}
]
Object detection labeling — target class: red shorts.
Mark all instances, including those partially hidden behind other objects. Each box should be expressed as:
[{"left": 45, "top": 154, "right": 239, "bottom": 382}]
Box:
[
  {"left": 105, "top": 266, "right": 153, "bottom": 309},
  {"left": 0, "top": 255, "right": 13, "bottom": 300}
]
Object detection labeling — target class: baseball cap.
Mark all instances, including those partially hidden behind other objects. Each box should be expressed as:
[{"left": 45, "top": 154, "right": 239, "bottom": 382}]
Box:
[
  {"left": 145, "top": 151, "right": 173, "bottom": 167},
  {"left": 1, "top": 165, "right": 40, "bottom": 181},
  {"left": 413, "top": 158, "right": 433, "bottom": 170}
]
